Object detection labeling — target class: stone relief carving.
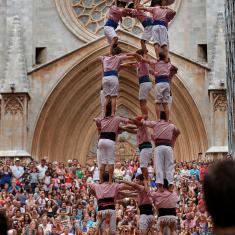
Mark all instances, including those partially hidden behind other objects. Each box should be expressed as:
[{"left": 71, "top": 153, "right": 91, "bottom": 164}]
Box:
[
  {"left": 213, "top": 92, "right": 227, "bottom": 112},
  {"left": 4, "top": 96, "right": 24, "bottom": 115}
]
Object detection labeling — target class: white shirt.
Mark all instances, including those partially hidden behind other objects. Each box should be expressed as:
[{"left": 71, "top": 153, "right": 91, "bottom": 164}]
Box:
[
  {"left": 38, "top": 223, "right": 52, "bottom": 235},
  {"left": 10, "top": 165, "right": 24, "bottom": 179},
  {"left": 37, "top": 165, "right": 48, "bottom": 179}
]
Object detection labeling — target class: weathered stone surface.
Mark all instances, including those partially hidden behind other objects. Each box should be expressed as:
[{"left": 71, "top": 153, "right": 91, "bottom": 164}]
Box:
[{"left": 0, "top": 0, "right": 228, "bottom": 161}]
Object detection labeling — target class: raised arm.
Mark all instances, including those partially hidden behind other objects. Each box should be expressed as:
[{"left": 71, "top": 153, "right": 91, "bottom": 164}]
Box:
[
  {"left": 124, "top": 52, "right": 142, "bottom": 61},
  {"left": 141, "top": 0, "right": 151, "bottom": 6},
  {"left": 137, "top": 6, "right": 153, "bottom": 13},
  {"left": 120, "top": 180, "right": 143, "bottom": 192},
  {"left": 119, "top": 62, "right": 137, "bottom": 70},
  {"left": 120, "top": 126, "right": 138, "bottom": 134}
]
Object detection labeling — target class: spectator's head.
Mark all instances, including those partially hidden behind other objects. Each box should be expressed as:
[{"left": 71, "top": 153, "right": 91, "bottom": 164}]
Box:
[
  {"left": 116, "top": 161, "right": 122, "bottom": 169},
  {"left": 0, "top": 210, "right": 8, "bottom": 235},
  {"left": 64, "top": 225, "right": 70, "bottom": 234},
  {"left": 41, "top": 159, "right": 46, "bottom": 166},
  {"left": 15, "top": 159, "right": 20, "bottom": 166},
  {"left": 203, "top": 160, "right": 235, "bottom": 231}
]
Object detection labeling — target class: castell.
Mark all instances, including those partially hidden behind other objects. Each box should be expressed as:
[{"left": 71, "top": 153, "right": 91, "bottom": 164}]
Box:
[
  {"left": 93, "top": 0, "right": 180, "bottom": 233},
  {"left": 0, "top": 0, "right": 233, "bottom": 234}
]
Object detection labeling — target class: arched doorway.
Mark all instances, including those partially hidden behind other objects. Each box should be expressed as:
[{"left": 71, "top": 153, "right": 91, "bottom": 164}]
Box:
[{"left": 31, "top": 41, "right": 208, "bottom": 163}]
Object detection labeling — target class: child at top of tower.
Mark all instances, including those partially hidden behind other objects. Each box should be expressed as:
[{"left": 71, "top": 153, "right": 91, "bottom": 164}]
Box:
[
  {"left": 127, "top": 3, "right": 153, "bottom": 53},
  {"left": 104, "top": 0, "right": 131, "bottom": 47},
  {"left": 138, "top": 0, "right": 176, "bottom": 60},
  {"left": 100, "top": 44, "right": 139, "bottom": 116}
]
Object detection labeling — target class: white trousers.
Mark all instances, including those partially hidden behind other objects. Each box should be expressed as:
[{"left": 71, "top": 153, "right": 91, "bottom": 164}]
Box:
[
  {"left": 98, "top": 139, "right": 115, "bottom": 165},
  {"left": 154, "top": 145, "right": 174, "bottom": 184}
]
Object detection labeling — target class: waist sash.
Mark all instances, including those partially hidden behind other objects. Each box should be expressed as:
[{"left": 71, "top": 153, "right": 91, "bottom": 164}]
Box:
[
  {"left": 105, "top": 19, "right": 118, "bottom": 29},
  {"left": 98, "top": 197, "right": 115, "bottom": 211},
  {"left": 139, "top": 75, "right": 151, "bottom": 84},
  {"left": 142, "top": 18, "right": 153, "bottom": 28},
  {"left": 104, "top": 70, "right": 118, "bottom": 77},
  {"left": 100, "top": 132, "right": 116, "bottom": 141},
  {"left": 139, "top": 204, "right": 154, "bottom": 215},
  {"left": 155, "top": 139, "right": 172, "bottom": 147},
  {"left": 158, "top": 208, "right": 176, "bottom": 217},
  {"left": 139, "top": 141, "right": 152, "bottom": 151},
  {"left": 155, "top": 75, "right": 170, "bottom": 84},
  {"left": 153, "top": 20, "right": 167, "bottom": 28}
]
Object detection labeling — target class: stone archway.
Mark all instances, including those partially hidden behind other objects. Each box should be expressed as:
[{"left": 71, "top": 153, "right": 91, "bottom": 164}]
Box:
[{"left": 31, "top": 42, "right": 208, "bottom": 164}]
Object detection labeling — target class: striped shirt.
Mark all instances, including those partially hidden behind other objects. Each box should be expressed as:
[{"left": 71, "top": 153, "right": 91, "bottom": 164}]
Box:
[
  {"left": 138, "top": 185, "right": 153, "bottom": 205},
  {"left": 106, "top": 5, "right": 126, "bottom": 23},
  {"left": 95, "top": 116, "right": 129, "bottom": 135},
  {"left": 137, "top": 58, "right": 150, "bottom": 77},
  {"left": 151, "top": 60, "right": 177, "bottom": 79},
  {"left": 137, "top": 125, "right": 151, "bottom": 145},
  {"left": 89, "top": 182, "right": 124, "bottom": 201},
  {"left": 142, "top": 120, "right": 180, "bottom": 142},
  {"left": 132, "top": 9, "right": 150, "bottom": 23},
  {"left": 100, "top": 54, "right": 128, "bottom": 73},
  {"left": 146, "top": 6, "right": 176, "bottom": 25},
  {"left": 151, "top": 190, "right": 178, "bottom": 208}
]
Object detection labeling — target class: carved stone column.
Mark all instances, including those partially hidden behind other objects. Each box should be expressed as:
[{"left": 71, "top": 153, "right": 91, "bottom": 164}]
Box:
[
  {"left": 0, "top": 93, "right": 30, "bottom": 157},
  {"left": 0, "top": 16, "right": 31, "bottom": 159},
  {"left": 207, "top": 89, "right": 228, "bottom": 159}
]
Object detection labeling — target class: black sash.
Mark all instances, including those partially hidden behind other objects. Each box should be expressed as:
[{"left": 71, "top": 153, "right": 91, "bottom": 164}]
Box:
[
  {"left": 100, "top": 132, "right": 116, "bottom": 141},
  {"left": 98, "top": 197, "right": 115, "bottom": 211},
  {"left": 139, "top": 204, "right": 154, "bottom": 215},
  {"left": 158, "top": 208, "right": 176, "bottom": 217}
]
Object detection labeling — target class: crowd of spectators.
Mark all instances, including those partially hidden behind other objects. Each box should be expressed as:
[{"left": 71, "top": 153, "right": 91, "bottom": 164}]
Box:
[{"left": 0, "top": 157, "right": 214, "bottom": 234}]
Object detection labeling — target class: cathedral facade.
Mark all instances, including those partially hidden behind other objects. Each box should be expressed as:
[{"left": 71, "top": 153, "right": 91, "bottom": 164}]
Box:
[{"left": 0, "top": 0, "right": 229, "bottom": 163}]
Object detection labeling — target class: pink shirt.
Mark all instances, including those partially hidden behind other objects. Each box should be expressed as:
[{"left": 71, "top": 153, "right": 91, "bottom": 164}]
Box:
[
  {"left": 100, "top": 54, "right": 128, "bottom": 73},
  {"left": 132, "top": 9, "right": 149, "bottom": 22},
  {"left": 151, "top": 190, "right": 178, "bottom": 208},
  {"left": 89, "top": 182, "right": 124, "bottom": 201},
  {"left": 95, "top": 116, "right": 129, "bottom": 135},
  {"left": 137, "top": 125, "right": 151, "bottom": 145},
  {"left": 142, "top": 120, "right": 180, "bottom": 142},
  {"left": 135, "top": 59, "right": 150, "bottom": 77},
  {"left": 151, "top": 60, "right": 175, "bottom": 78},
  {"left": 107, "top": 6, "right": 126, "bottom": 23},
  {"left": 147, "top": 6, "right": 176, "bottom": 24},
  {"left": 138, "top": 185, "right": 153, "bottom": 206}
]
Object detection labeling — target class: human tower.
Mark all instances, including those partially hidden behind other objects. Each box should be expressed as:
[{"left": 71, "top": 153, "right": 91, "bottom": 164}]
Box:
[{"left": 91, "top": 0, "right": 181, "bottom": 234}]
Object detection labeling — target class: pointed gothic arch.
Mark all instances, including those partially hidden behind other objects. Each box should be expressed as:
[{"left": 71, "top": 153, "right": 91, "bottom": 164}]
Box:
[{"left": 31, "top": 39, "right": 208, "bottom": 163}]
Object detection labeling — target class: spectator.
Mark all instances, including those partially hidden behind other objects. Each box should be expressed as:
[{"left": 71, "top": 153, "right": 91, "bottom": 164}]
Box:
[
  {"left": 10, "top": 159, "right": 24, "bottom": 186},
  {"left": 203, "top": 159, "right": 235, "bottom": 235}
]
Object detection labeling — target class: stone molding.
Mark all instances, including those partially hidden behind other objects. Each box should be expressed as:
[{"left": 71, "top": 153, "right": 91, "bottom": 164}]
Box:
[{"left": 212, "top": 91, "right": 227, "bottom": 112}]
